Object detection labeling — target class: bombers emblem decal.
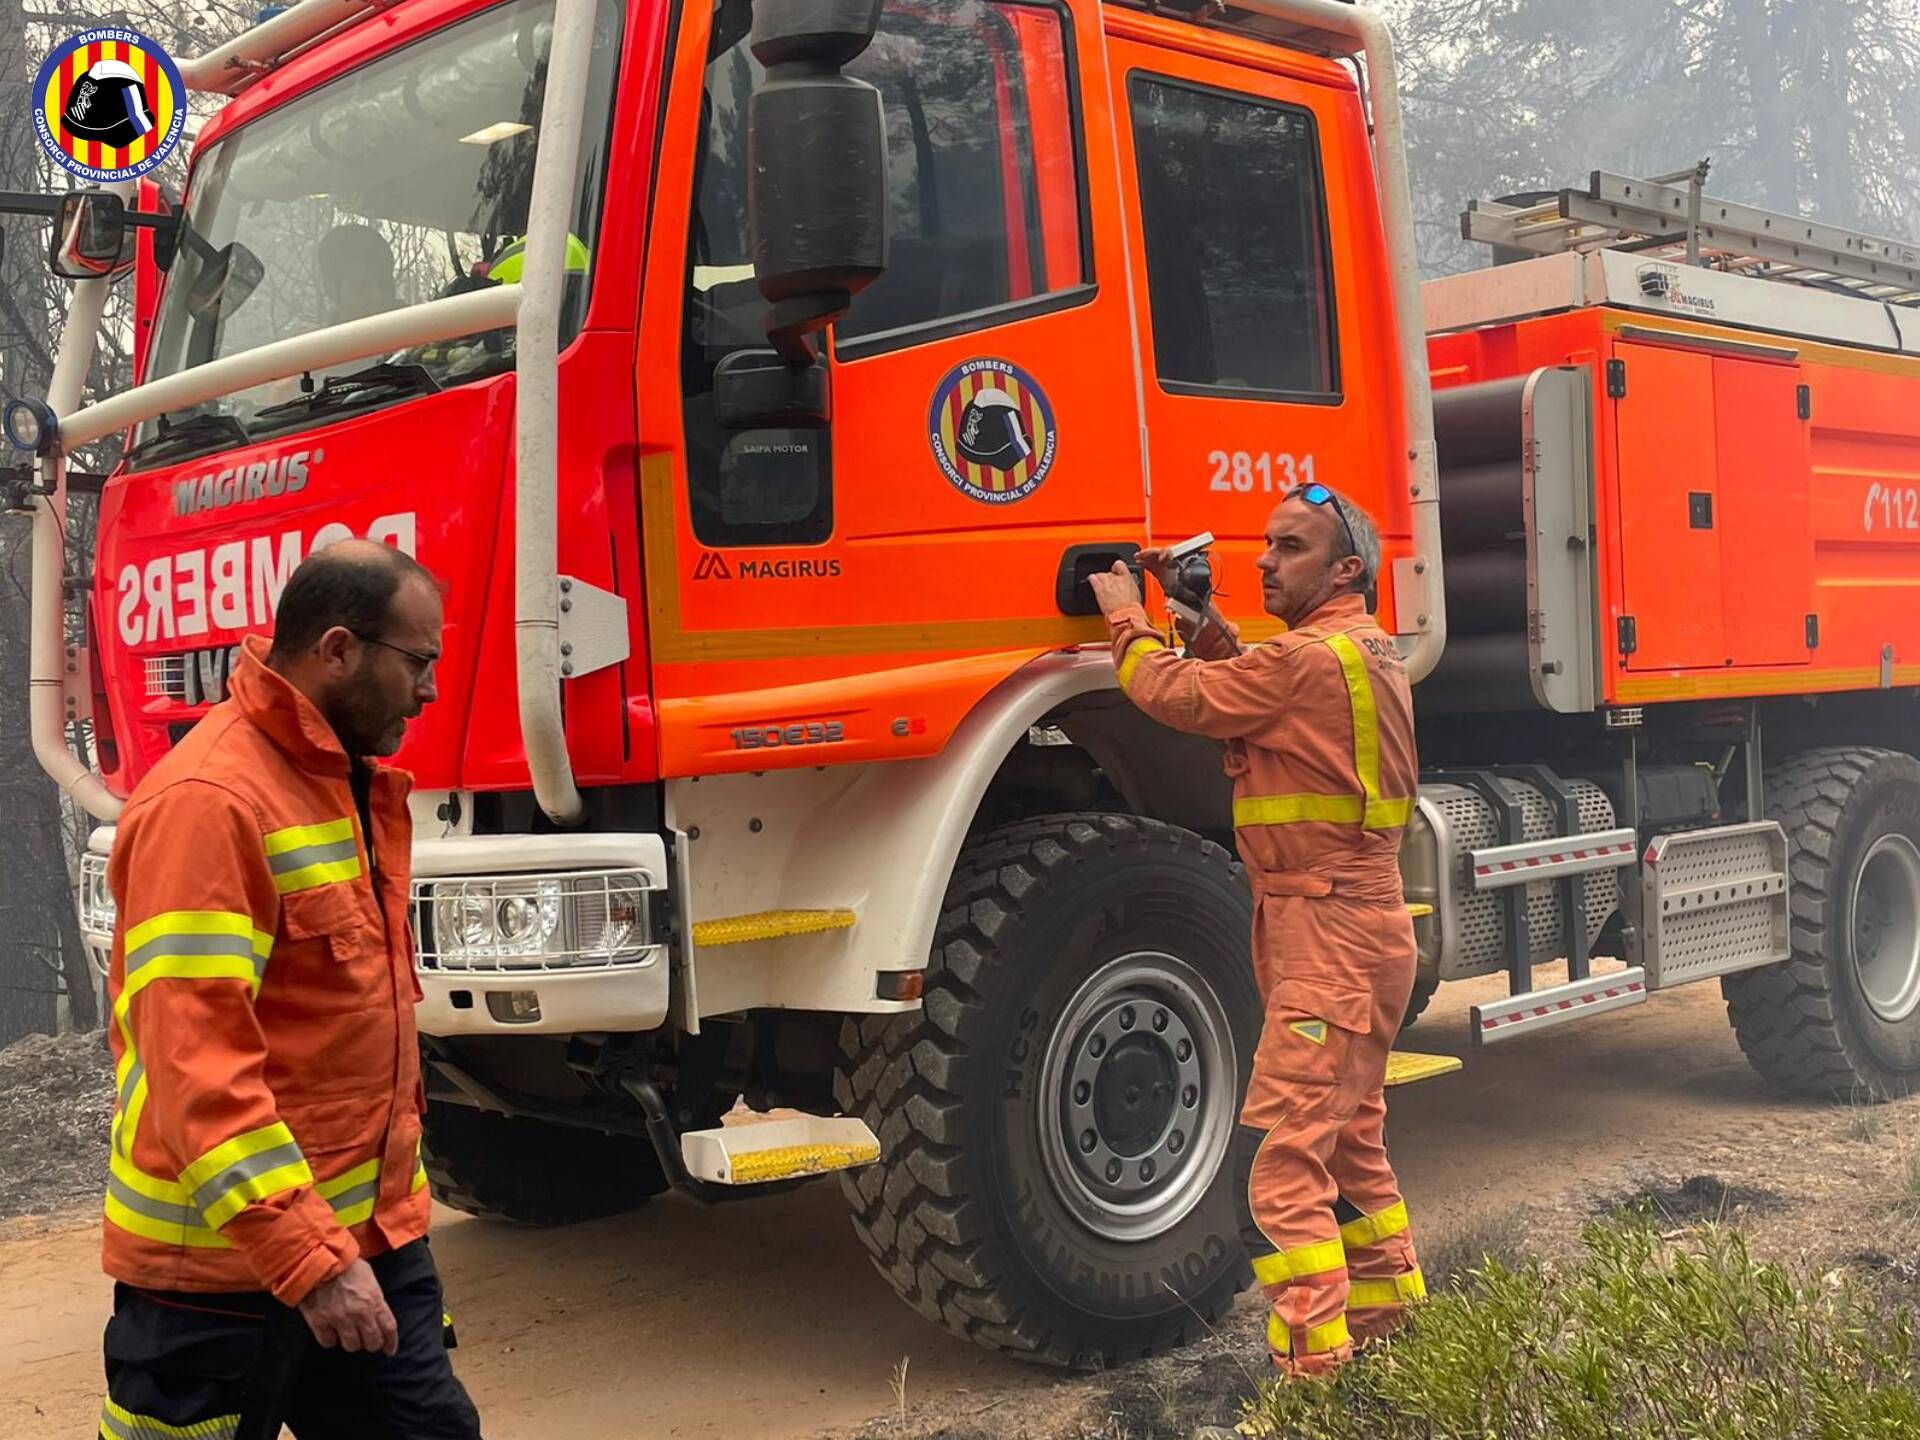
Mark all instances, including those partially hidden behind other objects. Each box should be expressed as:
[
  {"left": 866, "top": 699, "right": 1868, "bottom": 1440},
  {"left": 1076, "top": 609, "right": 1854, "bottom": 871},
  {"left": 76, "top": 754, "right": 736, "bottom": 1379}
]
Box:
[
  {"left": 33, "top": 28, "right": 185, "bottom": 183},
  {"left": 928, "top": 358, "right": 1057, "bottom": 505}
]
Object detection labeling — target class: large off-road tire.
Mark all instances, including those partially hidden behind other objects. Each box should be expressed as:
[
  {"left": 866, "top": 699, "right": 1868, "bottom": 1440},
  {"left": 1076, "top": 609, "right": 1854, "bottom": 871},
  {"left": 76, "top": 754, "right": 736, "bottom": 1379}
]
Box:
[
  {"left": 423, "top": 1101, "right": 670, "bottom": 1225},
  {"left": 835, "top": 814, "right": 1261, "bottom": 1368},
  {"left": 1723, "top": 748, "right": 1920, "bottom": 1101}
]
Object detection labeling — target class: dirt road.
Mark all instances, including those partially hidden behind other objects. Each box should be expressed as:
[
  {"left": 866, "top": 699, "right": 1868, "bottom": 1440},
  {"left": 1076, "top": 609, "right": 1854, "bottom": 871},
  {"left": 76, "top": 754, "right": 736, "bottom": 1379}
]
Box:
[{"left": 1, "top": 977, "right": 1835, "bottom": 1439}]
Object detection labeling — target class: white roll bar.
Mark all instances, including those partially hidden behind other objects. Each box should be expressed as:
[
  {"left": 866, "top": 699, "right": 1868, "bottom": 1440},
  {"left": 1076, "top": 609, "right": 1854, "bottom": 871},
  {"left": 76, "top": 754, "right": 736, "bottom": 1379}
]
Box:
[{"left": 28, "top": 0, "right": 596, "bottom": 823}]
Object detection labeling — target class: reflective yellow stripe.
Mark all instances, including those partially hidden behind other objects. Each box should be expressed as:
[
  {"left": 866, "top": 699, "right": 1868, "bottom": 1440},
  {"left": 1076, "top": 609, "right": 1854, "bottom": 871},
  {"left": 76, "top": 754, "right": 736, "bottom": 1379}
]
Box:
[
  {"left": 1347, "top": 1268, "right": 1427, "bottom": 1309},
  {"left": 1267, "top": 1310, "right": 1351, "bottom": 1356},
  {"left": 1233, "top": 792, "right": 1365, "bottom": 826},
  {"left": 1339, "top": 1201, "right": 1410, "bottom": 1250},
  {"left": 122, "top": 909, "right": 255, "bottom": 954},
  {"left": 264, "top": 817, "right": 363, "bottom": 894},
  {"left": 111, "top": 916, "right": 272, "bottom": 1181},
  {"left": 180, "top": 1122, "right": 312, "bottom": 1230},
  {"left": 318, "top": 1157, "right": 383, "bottom": 1229},
  {"left": 316, "top": 1158, "right": 381, "bottom": 1200},
  {"left": 1116, "top": 637, "right": 1167, "bottom": 692},
  {"left": 1325, "top": 633, "right": 1379, "bottom": 803},
  {"left": 1232, "top": 632, "right": 1407, "bottom": 834},
  {"left": 110, "top": 1147, "right": 191, "bottom": 1205},
  {"left": 100, "top": 1395, "right": 240, "bottom": 1439},
  {"left": 1251, "top": 1236, "right": 1346, "bottom": 1286},
  {"left": 262, "top": 817, "right": 356, "bottom": 857},
  {"left": 104, "top": 1191, "right": 232, "bottom": 1249}
]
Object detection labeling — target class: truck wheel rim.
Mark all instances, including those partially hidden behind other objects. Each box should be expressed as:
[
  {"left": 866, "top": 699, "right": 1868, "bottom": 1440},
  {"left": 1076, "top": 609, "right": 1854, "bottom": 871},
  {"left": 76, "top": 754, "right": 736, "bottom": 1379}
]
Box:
[
  {"left": 1037, "top": 952, "right": 1236, "bottom": 1244},
  {"left": 1852, "top": 834, "right": 1920, "bottom": 1025}
]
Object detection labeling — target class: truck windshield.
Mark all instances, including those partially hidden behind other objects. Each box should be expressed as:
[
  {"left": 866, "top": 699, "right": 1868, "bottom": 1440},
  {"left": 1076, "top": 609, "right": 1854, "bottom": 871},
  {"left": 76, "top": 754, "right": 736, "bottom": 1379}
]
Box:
[{"left": 132, "top": 0, "right": 620, "bottom": 464}]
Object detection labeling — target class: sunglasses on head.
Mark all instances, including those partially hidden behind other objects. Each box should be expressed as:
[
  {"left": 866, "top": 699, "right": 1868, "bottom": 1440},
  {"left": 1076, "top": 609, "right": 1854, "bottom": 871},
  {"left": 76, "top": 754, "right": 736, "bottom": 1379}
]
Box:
[{"left": 1294, "top": 482, "right": 1358, "bottom": 562}]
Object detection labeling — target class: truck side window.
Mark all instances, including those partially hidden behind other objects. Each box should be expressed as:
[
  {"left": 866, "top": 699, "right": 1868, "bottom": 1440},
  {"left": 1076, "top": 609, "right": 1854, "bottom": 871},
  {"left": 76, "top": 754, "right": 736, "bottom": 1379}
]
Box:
[
  {"left": 682, "top": 0, "right": 1087, "bottom": 547},
  {"left": 1128, "top": 76, "right": 1337, "bottom": 400}
]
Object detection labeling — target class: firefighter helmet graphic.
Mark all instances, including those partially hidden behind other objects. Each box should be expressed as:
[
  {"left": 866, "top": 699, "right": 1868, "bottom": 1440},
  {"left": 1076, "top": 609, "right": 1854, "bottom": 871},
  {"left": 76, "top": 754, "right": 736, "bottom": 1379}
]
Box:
[
  {"left": 61, "top": 59, "right": 153, "bottom": 149},
  {"left": 33, "top": 30, "right": 185, "bottom": 182},
  {"left": 929, "top": 359, "right": 1058, "bottom": 505}
]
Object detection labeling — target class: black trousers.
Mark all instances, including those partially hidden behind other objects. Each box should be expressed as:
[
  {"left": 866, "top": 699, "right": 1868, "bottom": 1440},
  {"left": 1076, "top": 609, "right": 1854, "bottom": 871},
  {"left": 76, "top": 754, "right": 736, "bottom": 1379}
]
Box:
[{"left": 100, "top": 1238, "right": 482, "bottom": 1439}]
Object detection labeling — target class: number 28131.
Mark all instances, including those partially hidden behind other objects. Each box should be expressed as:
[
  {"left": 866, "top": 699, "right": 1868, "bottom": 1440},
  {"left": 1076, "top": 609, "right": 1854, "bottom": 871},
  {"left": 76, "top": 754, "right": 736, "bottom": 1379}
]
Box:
[{"left": 1208, "top": 451, "right": 1316, "bottom": 493}]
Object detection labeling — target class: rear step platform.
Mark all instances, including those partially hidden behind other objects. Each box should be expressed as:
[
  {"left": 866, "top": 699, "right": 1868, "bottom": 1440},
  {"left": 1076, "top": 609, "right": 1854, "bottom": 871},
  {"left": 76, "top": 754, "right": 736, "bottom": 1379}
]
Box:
[
  {"left": 680, "top": 1116, "right": 881, "bottom": 1185},
  {"left": 1471, "top": 967, "right": 1648, "bottom": 1045}
]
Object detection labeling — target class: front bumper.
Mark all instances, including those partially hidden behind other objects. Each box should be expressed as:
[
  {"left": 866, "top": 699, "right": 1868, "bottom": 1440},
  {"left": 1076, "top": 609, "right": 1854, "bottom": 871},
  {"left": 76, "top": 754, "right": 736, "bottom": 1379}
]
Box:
[{"left": 410, "top": 833, "right": 671, "bottom": 1036}]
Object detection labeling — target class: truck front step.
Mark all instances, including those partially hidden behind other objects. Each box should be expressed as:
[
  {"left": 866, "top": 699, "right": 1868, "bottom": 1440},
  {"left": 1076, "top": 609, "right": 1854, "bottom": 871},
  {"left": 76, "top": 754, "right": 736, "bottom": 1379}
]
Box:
[
  {"left": 680, "top": 1116, "right": 880, "bottom": 1185},
  {"left": 1384, "top": 1051, "right": 1463, "bottom": 1086},
  {"left": 1471, "top": 967, "right": 1648, "bottom": 1045},
  {"left": 690, "top": 908, "right": 856, "bottom": 948}
]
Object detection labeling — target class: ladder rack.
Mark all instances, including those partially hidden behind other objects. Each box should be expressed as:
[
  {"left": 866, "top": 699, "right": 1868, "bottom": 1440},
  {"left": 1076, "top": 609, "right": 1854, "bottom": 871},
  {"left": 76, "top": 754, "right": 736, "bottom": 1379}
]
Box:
[{"left": 1463, "top": 164, "right": 1920, "bottom": 308}]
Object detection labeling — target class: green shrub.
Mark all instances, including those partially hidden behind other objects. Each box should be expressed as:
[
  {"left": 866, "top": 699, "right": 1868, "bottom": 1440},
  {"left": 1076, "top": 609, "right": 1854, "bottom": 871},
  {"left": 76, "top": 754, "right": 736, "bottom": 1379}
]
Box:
[{"left": 1246, "top": 1216, "right": 1920, "bottom": 1440}]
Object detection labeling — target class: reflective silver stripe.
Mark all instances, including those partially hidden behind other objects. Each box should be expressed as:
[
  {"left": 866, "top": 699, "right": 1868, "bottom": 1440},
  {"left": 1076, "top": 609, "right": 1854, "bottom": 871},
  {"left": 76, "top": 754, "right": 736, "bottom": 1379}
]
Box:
[
  {"left": 107, "top": 1173, "right": 213, "bottom": 1233},
  {"left": 124, "top": 931, "right": 260, "bottom": 980},
  {"left": 266, "top": 837, "right": 359, "bottom": 876},
  {"left": 325, "top": 1177, "right": 381, "bottom": 1215},
  {"left": 188, "top": 1140, "right": 309, "bottom": 1216}
]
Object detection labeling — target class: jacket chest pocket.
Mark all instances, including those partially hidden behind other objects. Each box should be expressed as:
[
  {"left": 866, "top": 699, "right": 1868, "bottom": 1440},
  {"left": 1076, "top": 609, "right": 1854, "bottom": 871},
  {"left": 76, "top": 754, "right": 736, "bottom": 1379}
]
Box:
[{"left": 281, "top": 885, "right": 382, "bottom": 970}]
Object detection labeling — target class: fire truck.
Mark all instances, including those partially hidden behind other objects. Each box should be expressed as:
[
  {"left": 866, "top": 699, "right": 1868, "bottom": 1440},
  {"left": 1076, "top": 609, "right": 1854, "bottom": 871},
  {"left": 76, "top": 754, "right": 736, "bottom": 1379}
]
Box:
[{"left": 13, "top": 0, "right": 1920, "bottom": 1367}]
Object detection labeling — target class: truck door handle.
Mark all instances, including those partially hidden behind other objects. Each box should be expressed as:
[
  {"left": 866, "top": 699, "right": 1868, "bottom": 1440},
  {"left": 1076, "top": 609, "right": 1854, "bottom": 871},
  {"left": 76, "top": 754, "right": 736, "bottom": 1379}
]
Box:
[{"left": 1056, "top": 543, "right": 1142, "bottom": 616}]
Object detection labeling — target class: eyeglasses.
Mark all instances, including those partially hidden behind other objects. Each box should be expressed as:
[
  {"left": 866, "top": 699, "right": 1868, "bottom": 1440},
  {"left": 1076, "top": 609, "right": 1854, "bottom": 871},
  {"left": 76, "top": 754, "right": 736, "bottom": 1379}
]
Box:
[
  {"left": 352, "top": 631, "right": 438, "bottom": 677},
  {"left": 1295, "top": 482, "right": 1359, "bottom": 563}
]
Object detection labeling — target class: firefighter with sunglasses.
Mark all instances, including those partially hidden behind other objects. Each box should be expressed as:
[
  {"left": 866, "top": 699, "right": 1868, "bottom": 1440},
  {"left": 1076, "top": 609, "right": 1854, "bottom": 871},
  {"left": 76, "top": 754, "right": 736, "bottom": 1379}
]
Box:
[{"left": 1087, "top": 484, "right": 1422, "bottom": 1379}]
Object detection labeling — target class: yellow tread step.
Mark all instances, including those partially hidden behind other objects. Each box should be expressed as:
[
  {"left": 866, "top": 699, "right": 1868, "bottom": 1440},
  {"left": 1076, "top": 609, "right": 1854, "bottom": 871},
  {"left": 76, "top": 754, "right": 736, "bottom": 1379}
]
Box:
[
  {"left": 691, "top": 909, "right": 856, "bottom": 948},
  {"left": 1384, "top": 1051, "right": 1464, "bottom": 1087}
]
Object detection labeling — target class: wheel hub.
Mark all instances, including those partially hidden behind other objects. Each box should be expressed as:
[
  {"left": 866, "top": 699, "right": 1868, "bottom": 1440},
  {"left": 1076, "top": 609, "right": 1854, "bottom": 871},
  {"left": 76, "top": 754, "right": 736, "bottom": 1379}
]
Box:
[
  {"left": 1066, "top": 998, "right": 1202, "bottom": 1192},
  {"left": 1038, "top": 954, "right": 1235, "bottom": 1242},
  {"left": 1852, "top": 834, "right": 1920, "bottom": 1024}
]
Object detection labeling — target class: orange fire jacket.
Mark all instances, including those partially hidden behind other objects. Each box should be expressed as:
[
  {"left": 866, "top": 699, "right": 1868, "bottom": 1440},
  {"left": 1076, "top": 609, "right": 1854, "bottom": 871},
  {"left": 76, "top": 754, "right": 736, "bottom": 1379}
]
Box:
[
  {"left": 1107, "top": 592, "right": 1416, "bottom": 895},
  {"left": 102, "top": 635, "right": 428, "bottom": 1306}
]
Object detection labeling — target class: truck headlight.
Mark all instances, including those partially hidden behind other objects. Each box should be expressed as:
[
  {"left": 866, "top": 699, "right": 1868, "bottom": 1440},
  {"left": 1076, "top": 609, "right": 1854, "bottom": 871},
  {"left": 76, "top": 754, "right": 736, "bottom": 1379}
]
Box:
[
  {"left": 418, "top": 870, "right": 654, "bottom": 970},
  {"left": 79, "top": 852, "right": 115, "bottom": 939}
]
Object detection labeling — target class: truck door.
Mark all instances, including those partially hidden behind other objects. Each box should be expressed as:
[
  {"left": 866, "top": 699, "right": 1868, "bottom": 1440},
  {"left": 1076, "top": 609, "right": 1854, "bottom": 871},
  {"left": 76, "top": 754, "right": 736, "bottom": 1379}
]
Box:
[
  {"left": 639, "top": 0, "right": 1146, "bottom": 776},
  {"left": 1104, "top": 21, "right": 1409, "bottom": 638}
]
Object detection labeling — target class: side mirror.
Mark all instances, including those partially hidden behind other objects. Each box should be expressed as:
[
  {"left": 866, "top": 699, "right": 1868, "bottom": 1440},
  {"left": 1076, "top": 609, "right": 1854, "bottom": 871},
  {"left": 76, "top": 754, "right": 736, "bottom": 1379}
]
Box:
[
  {"left": 185, "top": 240, "right": 265, "bottom": 324},
  {"left": 49, "top": 191, "right": 135, "bottom": 281},
  {"left": 745, "top": 0, "right": 888, "bottom": 366}
]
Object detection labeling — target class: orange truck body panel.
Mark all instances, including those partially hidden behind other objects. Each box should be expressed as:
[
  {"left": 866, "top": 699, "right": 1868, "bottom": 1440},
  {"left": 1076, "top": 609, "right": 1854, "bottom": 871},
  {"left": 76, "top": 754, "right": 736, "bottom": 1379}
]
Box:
[
  {"left": 1428, "top": 308, "right": 1920, "bottom": 709},
  {"left": 635, "top": 2, "right": 1409, "bottom": 782}
]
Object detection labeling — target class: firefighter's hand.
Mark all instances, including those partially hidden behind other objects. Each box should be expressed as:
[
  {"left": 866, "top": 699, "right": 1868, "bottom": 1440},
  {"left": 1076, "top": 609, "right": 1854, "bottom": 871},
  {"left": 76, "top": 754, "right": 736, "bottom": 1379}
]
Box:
[
  {"left": 299, "top": 1258, "right": 399, "bottom": 1356},
  {"left": 1134, "top": 547, "right": 1178, "bottom": 593},
  {"left": 1088, "top": 561, "right": 1143, "bottom": 617}
]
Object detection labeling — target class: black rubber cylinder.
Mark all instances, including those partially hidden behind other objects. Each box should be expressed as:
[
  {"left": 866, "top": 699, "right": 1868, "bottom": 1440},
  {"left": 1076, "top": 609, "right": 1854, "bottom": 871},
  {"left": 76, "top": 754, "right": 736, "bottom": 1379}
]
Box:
[
  {"left": 1445, "top": 548, "right": 1528, "bottom": 634},
  {"left": 1438, "top": 461, "right": 1525, "bottom": 549},
  {"left": 1433, "top": 376, "right": 1528, "bottom": 469},
  {"left": 1415, "top": 632, "right": 1537, "bottom": 714}
]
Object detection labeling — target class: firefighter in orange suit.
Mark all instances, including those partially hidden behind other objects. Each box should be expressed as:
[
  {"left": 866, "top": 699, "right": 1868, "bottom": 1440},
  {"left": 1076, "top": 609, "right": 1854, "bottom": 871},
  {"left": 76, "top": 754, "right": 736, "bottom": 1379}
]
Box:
[
  {"left": 1088, "top": 487, "right": 1422, "bottom": 1377},
  {"left": 98, "top": 541, "right": 483, "bottom": 1438}
]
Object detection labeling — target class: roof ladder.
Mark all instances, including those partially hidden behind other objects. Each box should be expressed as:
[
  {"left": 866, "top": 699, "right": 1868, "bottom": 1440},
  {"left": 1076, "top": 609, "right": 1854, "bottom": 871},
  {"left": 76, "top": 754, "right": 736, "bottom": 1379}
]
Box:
[{"left": 1462, "top": 161, "right": 1920, "bottom": 307}]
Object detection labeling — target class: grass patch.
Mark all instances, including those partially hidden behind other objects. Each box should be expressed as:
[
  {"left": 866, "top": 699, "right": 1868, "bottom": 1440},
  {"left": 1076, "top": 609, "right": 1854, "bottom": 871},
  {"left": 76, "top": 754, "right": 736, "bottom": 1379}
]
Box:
[
  {"left": 1844, "top": 1101, "right": 1883, "bottom": 1145},
  {"left": 1244, "top": 1215, "right": 1920, "bottom": 1440}
]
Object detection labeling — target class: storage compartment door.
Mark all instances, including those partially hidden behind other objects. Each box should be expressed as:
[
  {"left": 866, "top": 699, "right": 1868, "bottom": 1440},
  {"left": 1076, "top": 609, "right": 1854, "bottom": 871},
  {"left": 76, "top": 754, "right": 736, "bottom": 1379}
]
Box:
[
  {"left": 1613, "top": 342, "right": 1725, "bottom": 670},
  {"left": 1714, "top": 356, "right": 1813, "bottom": 667}
]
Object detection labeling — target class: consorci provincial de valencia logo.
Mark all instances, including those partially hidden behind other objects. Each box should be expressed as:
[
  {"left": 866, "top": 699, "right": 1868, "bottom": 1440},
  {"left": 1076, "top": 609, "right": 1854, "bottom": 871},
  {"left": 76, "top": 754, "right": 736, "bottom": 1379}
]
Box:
[
  {"left": 928, "top": 357, "right": 1058, "bottom": 505},
  {"left": 33, "top": 28, "right": 185, "bottom": 183}
]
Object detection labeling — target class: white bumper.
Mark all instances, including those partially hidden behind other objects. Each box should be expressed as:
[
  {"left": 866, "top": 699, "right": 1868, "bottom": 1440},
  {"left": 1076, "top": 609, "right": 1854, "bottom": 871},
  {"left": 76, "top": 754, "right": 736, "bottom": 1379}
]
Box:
[{"left": 410, "top": 833, "right": 671, "bottom": 1036}]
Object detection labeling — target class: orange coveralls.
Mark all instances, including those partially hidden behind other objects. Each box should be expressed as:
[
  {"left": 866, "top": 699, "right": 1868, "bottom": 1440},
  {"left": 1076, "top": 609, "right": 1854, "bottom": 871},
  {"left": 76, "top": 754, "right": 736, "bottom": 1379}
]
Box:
[
  {"left": 1108, "top": 591, "right": 1422, "bottom": 1375},
  {"left": 102, "top": 636, "right": 429, "bottom": 1306}
]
